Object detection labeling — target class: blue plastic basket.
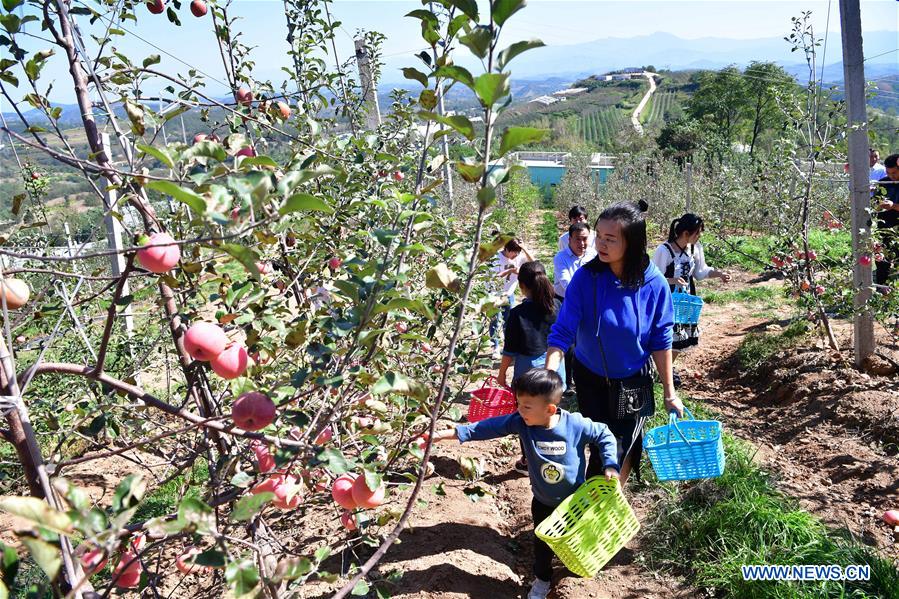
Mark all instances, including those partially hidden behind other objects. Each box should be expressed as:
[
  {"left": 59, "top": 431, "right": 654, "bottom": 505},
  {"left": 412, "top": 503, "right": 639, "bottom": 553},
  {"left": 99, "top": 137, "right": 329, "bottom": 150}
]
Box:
[
  {"left": 644, "top": 407, "right": 724, "bottom": 481},
  {"left": 671, "top": 291, "right": 703, "bottom": 325}
]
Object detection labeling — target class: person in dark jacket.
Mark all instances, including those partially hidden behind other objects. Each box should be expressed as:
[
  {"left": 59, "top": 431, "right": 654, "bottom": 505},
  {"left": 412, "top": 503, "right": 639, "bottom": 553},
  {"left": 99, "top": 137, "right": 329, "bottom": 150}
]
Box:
[
  {"left": 545, "top": 201, "right": 684, "bottom": 484},
  {"left": 873, "top": 153, "right": 899, "bottom": 288}
]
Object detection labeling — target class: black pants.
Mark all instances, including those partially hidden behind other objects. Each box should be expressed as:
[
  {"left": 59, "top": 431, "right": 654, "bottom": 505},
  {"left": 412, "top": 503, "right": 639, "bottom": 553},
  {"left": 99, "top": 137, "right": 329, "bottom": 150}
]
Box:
[
  {"left": 875, "top": 257, "right": 892, "bottom": 287},
  {"left": 572, "top": 357, "right": 647, "bottom": 480},
  {"left": 532, "top": 497, "right": 555, "bottom": 582}
]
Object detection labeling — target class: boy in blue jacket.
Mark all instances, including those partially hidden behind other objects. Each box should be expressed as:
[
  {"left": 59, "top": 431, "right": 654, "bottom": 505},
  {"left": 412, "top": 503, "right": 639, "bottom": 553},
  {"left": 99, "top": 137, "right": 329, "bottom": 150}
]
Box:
[{"left": 432, "top": 369, "right": 619, "bottom": 599}]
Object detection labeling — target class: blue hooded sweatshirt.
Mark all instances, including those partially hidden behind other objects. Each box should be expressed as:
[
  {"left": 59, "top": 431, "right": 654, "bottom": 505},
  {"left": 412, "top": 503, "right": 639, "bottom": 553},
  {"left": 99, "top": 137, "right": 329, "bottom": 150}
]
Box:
[
  {"left": 547, "top": 257, "right": 673, "bottom": 379},
  {"left": 456, "top": 410, "right": 618, "bottom": 507}
]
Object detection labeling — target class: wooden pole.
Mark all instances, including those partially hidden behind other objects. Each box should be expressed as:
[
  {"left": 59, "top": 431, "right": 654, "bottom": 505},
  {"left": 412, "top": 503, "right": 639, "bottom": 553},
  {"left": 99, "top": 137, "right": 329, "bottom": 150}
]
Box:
[
  {"left": 839, "top": 0, "right": 875, "bottom": 366},
  {"left": 354, "top": 38, "right": 381, "bottom": 130},
  {"left": 685, "top": 162, "right": 693, "bottom": 212}
]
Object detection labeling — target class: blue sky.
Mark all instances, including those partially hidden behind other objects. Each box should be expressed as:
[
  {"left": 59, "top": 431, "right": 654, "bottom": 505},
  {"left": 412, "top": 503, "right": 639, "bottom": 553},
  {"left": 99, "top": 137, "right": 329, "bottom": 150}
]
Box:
[{"left": 9, "top": 0, "right": 898, "bottom": 101}]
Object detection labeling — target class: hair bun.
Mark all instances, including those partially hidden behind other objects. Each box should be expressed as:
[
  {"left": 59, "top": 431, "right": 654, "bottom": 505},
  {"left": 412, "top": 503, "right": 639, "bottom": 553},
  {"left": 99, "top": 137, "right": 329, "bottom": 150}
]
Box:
[{"left": 637, "top": 199, "right": 649, "bottom": 213}]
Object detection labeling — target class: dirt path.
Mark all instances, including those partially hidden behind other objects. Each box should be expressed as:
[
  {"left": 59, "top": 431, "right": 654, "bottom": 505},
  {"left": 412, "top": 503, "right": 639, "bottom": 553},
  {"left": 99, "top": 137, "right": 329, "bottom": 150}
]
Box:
[{"left": 630, "top": 72, "right": 657, "bottom": 135}]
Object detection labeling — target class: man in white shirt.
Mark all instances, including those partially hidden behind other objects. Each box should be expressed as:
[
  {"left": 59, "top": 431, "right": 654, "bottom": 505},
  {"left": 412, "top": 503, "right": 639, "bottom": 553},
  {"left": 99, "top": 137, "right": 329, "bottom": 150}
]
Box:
[
  {"left": 553, "top": 223, "right": 596, "bottom": 300},
  {"left": 870, "top": 148, "right": 887, "bottom": 183},
  {"left": 558, "top": 205, "right": 596, "bottom": 252},
  {"left": 552, "top": 223, "right": 596, "bottom": 391}
]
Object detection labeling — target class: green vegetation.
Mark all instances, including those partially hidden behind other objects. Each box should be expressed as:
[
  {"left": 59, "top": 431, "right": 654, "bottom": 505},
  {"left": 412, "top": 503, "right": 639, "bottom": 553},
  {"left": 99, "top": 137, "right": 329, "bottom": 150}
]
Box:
[
  {"left": 132, "top": 459, "right": 209, "bottom": 522},
  {"left": 642, "top": 399, "right": 899, "bottom": 599},
  {"left": 577, "top": 107, "right": 627, "bottom": 147},
  {"left": 700, "top": 286, "right": 779, "bottom": 307},
  {"left": 735, "top": 320, "right": 810, "bottom": 371},
  {"left": 704, "top": 230, "right": 852, "bottom": 273}
]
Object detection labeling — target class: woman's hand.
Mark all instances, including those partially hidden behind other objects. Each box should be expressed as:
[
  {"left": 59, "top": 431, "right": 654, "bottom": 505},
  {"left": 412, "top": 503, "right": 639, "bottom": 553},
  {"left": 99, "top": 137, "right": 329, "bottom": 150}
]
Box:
[
  {"left": 604, "top": 467, "right": 620, "bottom": 481},
  {"left": 674, "top": 277, "right": 688, "bottom": 288},
  {"left": 664, "top": 395, "right": 685, "bottom": 418},
  {"left": 716, "top": 270, "right": 732, "bottom": 282},
  {"left": 497, "top": 368, "right": 508, "bottom": 389},
  {"left": 431, "top": 429, "right": 457, "bottom": 443}
]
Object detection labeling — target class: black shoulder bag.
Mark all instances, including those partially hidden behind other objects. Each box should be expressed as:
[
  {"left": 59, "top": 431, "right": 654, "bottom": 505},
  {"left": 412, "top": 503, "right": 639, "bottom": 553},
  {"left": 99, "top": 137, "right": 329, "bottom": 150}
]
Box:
[{"left": 593, "top": 272, "right": 656, "bottom": 420}]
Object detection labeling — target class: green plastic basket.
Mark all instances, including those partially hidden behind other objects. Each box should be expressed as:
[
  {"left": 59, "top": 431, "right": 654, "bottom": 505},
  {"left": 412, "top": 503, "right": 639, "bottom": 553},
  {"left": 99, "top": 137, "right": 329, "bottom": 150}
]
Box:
[{"left": 534, "top": 477, "right": 640, "bottom": 577}]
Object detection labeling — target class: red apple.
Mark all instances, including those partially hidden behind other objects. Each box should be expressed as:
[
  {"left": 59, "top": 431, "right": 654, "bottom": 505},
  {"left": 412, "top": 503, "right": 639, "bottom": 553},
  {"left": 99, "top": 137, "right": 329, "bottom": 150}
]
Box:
[
  {"left": 0, "top": 278, "right": 30, "bottom": 310},
  {"left": 192, "top": 133, "right": 207, "bottom": 144},
  {"left": 271, "top": 474, "right": 303, "bottom": 510},
  {"left": 800, "top": 280, "right": 810, "bottom": 291},
  {"left": 874, "top": 252, "right": 885, "bottom": 262},
  {"left": 175, "top": 547, "right": 209, "bottom": 575},
  {"left": 30, "top": 172, "right": 40, "bottom": 180},
  {"left": 340, "top": 510, "right": 357, "bottom": 531},
  {"left": 112, "top": 538, "right": 144, "bottom": 589},
  {"left": 231, "top": 392, "right": 276, "bottom": 431},
  {"left": 411, "top": 434, "right": 428, "bottom": 452},
  {"left": 392, "top": 171, "right": 404, "bottom": 182},
  {"left": 328, "top": 256, "right": 342, "bottom": 270},
  {"left": 236, "top": 87, "right": 254, "bottom": 107},
  {"left": 236, "top": 146, "right": 256, "bottom": 158},
  {"left": 136, "top": 232, "right": 181, "bottom": 274},
  {"left": 420, "top": 342, "right": 433, "bottom": 354},
  {"left": 189, "top": 0, "right": 207, "bottom": 17},
  {"left": 331, "top": 474, "right": 357, "bottom": 509},
  {"left": 230, "top": 207, "right": 241, "bottom": 221},
  {"left": 313, "top": 426, "right": 333, "bottom": 445},
  {"left": 78, "top": 546, "right": 107, "bottom": 576},
  {"left": 771, "top": 256, "right": 784, "bottom": 268},
  {"left": 147, "top": 0, "right": 165, "bottom": 14},
  {"left": 276, "top": 101, "right": 291, "bottom": 119},
  {"left": 351, "top": 475, "right": 385, "bottom": 509},
  {"left": 183, "top": 322, "right": 228, "bottom": 361},
  {"left": 395, "top": 321, "right": 408, "bottom": 334},
  {"left": 250, "top": 440, "right": 275, "bottom": 473},
  {"left": 814, "top": 285, "right": 825, "bottom": 296},
  {"left": 255, "top": 261, "right": 272, "bottom": 275},
  {"left": 859, "top": 255, "right": 872, "bottom": 266},
  {"left": 884, "top": 510, "right": 899, "bottom": 526},
  {"left": 210, "top": 343, "right": 249, "bottom": 379},
  {"left": 807, "top": 250, "right": 817, "bottom": 261}
]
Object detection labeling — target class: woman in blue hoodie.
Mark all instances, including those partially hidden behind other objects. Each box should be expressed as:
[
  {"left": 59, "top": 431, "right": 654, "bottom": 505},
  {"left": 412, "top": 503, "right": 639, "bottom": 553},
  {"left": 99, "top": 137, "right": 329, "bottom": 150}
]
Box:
[{"left": 545, "top": 201, "right": 684, "bottom": 483}]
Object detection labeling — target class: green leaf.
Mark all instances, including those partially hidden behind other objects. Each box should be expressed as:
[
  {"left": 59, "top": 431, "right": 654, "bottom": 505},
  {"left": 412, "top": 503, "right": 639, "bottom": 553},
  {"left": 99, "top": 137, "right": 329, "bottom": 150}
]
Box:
[
  {"left": 112, "top": 475, "right": 146, "bottom": 512},
  {"left": 194, "top": 549, "right": 226, "bottom": 568},
  {"left": 123, "top": 99, "right": 145, "bottom": 136},
  {"left": 351, "top": 580, "right": 370, "bottom": 596},
  {"left": 382, "top": 298, "right": 434, "bottom": 320},
  {"left": 219, "top": 243, "right": 261, "bottom": 278},
  {"left": 231, "top": 492, "right": 274, "bottom": 522},
  {"left": 433, "top": 65, "right": 475, "bottom": 89},
  {"left": 497, "top": 39, "right": 544, "bottom": 70},
  {"left": 136, "top": 143, "right": 174, "bottom": 168},
  {"left": 445, "top": 0, "right": 478, "bottom": 20},
  {"left": 21, "top": 538, "right": 60, "bottom": 581},
  {"left": 473, "top": 73, "right": 510, "bottom": 107},
  {"left": 0, "top": 541, "right": 19, "bottom": 590},
  {"left": 314, "top": 547, "right": 331, "bottom": 563},
  {"left": 183, "top": 140, "right": 227, "bottom": 162},
  {"left": 147, "top": 180, "right": 206, "bottom": 214},
  {"left": 362, "top": 469, "right": 383, "bottom": 493},
  {"left": 274, "top": 557, "right": 312, "bottom": 581},
  {"left": 419, "top": 111, "right": 475, "bottom": 141},
  {"left": 279, "top": 193, "right": 333, "bottom": 216},
  {"left": 178, "top": 497, "right": 216, "bottom": 533},
  {"left": 492, "top": 0, "right": 526, "bottom": 27},
  {"left": 419, "top": 89, "right": 437, "bottom": 110},
  {"left": 426, "top": 262, "right": 461, "bottom": 292},
  {"left": 405, "top": 9, "right": 438, "bottom": 26},
  {"left": 0, "top": 497, "right": 72, "bottom": 535},
  {"left": 372, "top": 372, "right": 428, "bottom": 401},
  {"left": 497, "top": 126, "right": 547, "bottom": 157},
  {"left": 2, "top": 0, "right": 25, "bottom": 13},
  {"left": 225, "top": 559, "right": 259, "bottom": 598},
  {"left": 455, "top": 160, "right": 484, "bottom": 183},
  {"left": 316, "top": 448, "right": 352, "bottom": 474},
  {"left": 477, "top": 185, "right": 497, "bottom": 209},
  {"left": 0, "top": 71, "right": 18, "bottom": 87},
  {"left": 459, "top": 26, "right": 492, "bottom": 59},
  {"left": 142, "top": 54, "right": 161, "bottom": 68},
  {"left": 402, "top": 67, "right": 428, "bottom": 88}
]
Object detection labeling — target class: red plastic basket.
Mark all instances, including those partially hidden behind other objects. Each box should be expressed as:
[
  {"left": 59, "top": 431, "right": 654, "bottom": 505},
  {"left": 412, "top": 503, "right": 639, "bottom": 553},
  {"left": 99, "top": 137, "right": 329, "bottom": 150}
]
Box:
[{"left": 467, "top": 376, "right": 516, "bottom": 422}]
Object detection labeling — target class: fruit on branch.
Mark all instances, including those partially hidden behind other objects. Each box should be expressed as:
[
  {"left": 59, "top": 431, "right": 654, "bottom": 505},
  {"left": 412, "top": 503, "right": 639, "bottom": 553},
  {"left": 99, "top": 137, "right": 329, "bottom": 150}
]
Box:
[
  {"left": 859, "top": 255, "right": 872, "bottom": 266},
  {"left": 183, "top": 322, "right": 228, "bottom": 361},
  {"left": 771, "top": 256, "right": 784, "bottom": 268},
  {"left": 328, "top": 256, "right": 342, "bottom": 270},
  {"left": 806, "top": 250, "right": 817, "bottom": 261},
  {"left": 874, "top": 252, "right": 885, "bottom": 262},
  {"left": 30, "top": 172, "right": 40, "bottom": 180},
  {"left": 395, "top": 321, "right": 408, "bottom": 334},
  {"left": 351, "top": 475, "right": 386, "bottom": 509},
  {"left": 313, "top": 426, "right": 333, "bottom": 445},
  {"left": 420, "top": 342, "right": 433, "bottom": 354},
  {"left": 251, "top": 473, "right": 302, "bottom": 510},
  {"left": 814, "top": 285, "right": 825, "bottom": 296},
  {"left": 236, "top": 87, "right": 254, "bottom": 107},
  {"left": 340, "top": 510, "right": 357, "bottom": 531},
  {"left": 192, "top": 133, "right": 207, "bottom": 144},
  {"left": 800, "top": 280, "right": 810, "bottom": 291},
  {"left": 884, "top": 510, "right": 899, "bottom": 526},
  {"left": 112, "top": 536, "right": 145, "bottom": 589},
  {"left": 0, "top": 278, "right": 30, "bottom": 310},
  {"left": 147, "top": 0, "right": 165, "bottom": 14},
  {"left": 276, "top": 101, "right": 291, "bottom": 119},
  {"left": 189, "top": 0, "right": 207, "bottom": 17},
  {"left": 78, "top": 545, "right": 108, "bottom": 576},
  {"left": 231, "top": 391, "right": 276, "bottom": 431},
  {"left": 255, "top": 261, "right": 273, "bottom": 275},
  {"left": 411, "top": 434, "right": 428, "bottom": 452},
  {"left": 331, "top": 474, "right": 357, "bottom": 509},
  {"left": 136, "top": 232, "right": 181, "bottom": 274},
  {"left": 392, "top": 171, "right": 404, "bottom": 182},
  {"left": 250, "top": 439, "right": 275, "bottom": 472},
  {"left": 236, "top": 146, "right": 256, "bottom": 158},
  {"left": 210, "top": 343, "right": 249, "bottom": 379},
  {"left": 175, "top": 547, "right": 210, "bottom": 575}
]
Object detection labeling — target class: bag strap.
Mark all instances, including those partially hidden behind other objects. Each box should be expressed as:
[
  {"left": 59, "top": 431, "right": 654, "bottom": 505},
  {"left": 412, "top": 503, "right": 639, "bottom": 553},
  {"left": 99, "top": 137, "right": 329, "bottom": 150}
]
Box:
[{"left": 593, "top": 273, "right": 613, "bottom": 387}]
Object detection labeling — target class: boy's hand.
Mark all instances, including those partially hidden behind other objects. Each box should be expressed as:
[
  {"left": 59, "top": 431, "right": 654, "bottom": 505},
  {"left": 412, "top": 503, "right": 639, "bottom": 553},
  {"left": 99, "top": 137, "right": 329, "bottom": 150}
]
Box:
[
  {"left": 604, "top": 467, "right": 620, "bottom": 481},
  {"left": 431, "top": 429, "right": 457, "bottom": 443}
]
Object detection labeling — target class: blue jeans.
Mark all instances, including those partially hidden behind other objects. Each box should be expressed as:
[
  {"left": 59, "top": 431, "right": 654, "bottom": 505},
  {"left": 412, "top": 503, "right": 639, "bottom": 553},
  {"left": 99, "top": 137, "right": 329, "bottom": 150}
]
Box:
[
  {"left": 489, "top": 294, "right": 516, "bottom": 351},
  {"left": 511, "top": 352, "right": 566, "bottom": 392}
]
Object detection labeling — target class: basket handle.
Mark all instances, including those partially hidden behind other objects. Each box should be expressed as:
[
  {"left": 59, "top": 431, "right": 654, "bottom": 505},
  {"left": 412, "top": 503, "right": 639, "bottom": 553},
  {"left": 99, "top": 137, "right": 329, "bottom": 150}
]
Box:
[
  {"left": 481, "top": 375, "right": 512, "bottom": 391},
  {"left": 666, "top": 406, "right": 694, "bottom": 446}
]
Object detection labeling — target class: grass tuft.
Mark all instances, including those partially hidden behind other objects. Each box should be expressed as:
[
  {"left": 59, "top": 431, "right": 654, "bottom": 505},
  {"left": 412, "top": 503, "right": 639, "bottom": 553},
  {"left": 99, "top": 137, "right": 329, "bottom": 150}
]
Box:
[{"left": 735, "top": 320, "right": 809, "bottom": 372}]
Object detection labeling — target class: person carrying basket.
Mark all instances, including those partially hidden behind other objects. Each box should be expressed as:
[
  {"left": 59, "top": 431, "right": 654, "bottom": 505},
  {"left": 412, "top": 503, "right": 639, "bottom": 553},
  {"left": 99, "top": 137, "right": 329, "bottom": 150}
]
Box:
[
  {"left": 544, "top": 201, "right": 685, "bottom": 485},
  {"left": 432, "top": 369, "right": 619, "bottom": 599},
  {"left": 651, "top": 214, "right": 730, "bottom": 387}
]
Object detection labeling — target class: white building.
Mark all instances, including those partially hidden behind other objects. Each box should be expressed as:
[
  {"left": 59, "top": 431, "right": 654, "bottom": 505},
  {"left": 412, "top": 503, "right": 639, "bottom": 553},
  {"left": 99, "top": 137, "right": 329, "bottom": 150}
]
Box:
[
  {"left": 552, "top": 87, "right": 588, "bottom": 98},
  {"left": 529, "top": 95, "right": 559, "bottom": 106}
]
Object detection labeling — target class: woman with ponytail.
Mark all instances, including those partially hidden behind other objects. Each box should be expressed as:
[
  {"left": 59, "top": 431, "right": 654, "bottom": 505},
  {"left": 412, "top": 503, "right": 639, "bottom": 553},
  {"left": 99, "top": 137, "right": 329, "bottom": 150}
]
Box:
[
  {"left": 498, "top": 260, "right": 565, "bottom": 474},
  {"left": 651, "top": 213, "right": 731, "bottom": 387}
]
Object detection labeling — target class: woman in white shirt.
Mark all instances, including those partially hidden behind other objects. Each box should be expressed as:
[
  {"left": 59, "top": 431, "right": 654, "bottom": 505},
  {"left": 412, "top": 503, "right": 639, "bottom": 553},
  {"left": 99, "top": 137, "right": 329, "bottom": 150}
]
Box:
[{"left": 651, "top": 214, "right": 730, "bottom": 386}]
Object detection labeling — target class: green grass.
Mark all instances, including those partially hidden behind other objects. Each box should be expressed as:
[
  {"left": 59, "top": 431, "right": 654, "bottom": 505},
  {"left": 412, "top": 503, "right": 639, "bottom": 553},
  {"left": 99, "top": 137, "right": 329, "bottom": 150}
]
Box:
[
  {"left": 539, "top": 211, "right": 559, "bottom": 253},
  {"left": 703, "top": 230, "right": 852, "bottom": 274},
  {"left": 132, "top": 459, "right": 209, "bottom": 522},
  {"left": 735, "top": 319, "right": 810, "bottom": 372},
  {"left": 701, "top": 286, "right": 780, "bottom": 307},
  {"left": 642, "top": 398, "right": 899, "bottom": 599}
]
